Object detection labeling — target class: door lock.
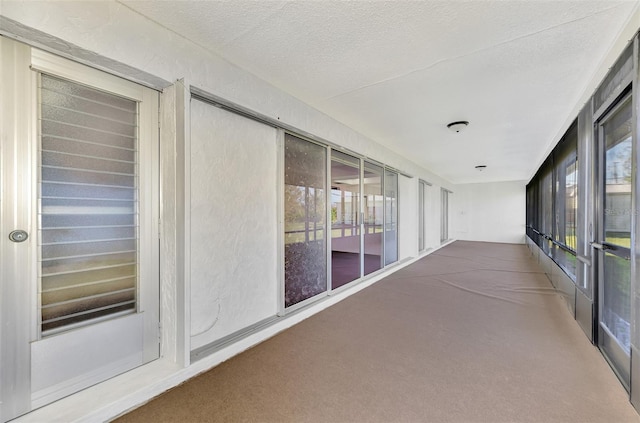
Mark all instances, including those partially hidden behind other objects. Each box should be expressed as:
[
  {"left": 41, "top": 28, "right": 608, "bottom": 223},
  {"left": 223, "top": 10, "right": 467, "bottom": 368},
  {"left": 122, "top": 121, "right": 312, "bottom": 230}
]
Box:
[{"left": 9, "top": 230, "right": 28, "bottom": 243}]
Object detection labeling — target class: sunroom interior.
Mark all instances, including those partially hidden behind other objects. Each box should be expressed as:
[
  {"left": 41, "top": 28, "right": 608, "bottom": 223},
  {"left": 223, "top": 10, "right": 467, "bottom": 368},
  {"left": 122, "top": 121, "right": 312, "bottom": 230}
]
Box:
[{"left": 1, "top": 1, "right": 640, "bottom": 421}]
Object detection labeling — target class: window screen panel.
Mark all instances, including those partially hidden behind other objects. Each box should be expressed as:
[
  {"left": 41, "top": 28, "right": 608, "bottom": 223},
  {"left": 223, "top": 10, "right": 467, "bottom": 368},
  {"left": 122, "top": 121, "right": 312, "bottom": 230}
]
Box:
[
  {"left": 594, "top": 43, "right": 633, "bottom": 114},
  {"left": 39, "top": 74, "right": 139, "bottom": 334}
]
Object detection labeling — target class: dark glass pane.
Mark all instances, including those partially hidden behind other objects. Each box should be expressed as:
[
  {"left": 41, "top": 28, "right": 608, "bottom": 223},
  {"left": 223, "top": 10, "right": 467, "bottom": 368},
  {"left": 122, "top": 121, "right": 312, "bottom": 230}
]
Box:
[{"left": 284, "top": 134, "right": 327, "bottom": 307}]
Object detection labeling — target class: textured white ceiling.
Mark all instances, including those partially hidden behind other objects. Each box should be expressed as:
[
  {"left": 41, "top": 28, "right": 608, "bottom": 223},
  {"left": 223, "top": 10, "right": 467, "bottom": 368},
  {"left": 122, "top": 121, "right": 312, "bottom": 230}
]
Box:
[{"left": 121, "top": 0, "right": 639, "bottom": 183}]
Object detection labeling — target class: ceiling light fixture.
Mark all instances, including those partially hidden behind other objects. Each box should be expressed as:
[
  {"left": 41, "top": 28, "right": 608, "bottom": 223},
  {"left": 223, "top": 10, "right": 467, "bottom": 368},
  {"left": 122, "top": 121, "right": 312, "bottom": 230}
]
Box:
[
  {"left": 447, "top": 121, "right": 469, "bottom": 133},
  {"left": 475, "top": 165, "right": 487, "bottom": 171}
]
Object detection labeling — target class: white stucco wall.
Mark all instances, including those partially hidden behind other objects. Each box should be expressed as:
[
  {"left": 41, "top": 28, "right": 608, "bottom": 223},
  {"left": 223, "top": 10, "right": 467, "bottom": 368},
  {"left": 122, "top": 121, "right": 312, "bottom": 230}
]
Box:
[
  {"left": 189, "top": 100, "right": 279, "bottom": 349},
  {"left": 452, "top": 181, "right": 526, "bottom": 244},
  {"left": 399, "top": 175, "right": 417, "bottom": 260}
]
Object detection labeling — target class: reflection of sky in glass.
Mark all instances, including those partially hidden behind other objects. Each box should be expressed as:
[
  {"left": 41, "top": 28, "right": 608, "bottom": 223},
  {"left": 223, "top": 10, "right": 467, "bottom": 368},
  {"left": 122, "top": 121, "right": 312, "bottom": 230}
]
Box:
[
  {"left": 565, "top": 166, "right": 577, "bottom": 188},
  {"left": 606, "top": 136, "right": 632, "bottom": 184},
  {"left": 604, "top": 135, "right": 632, "bottom": 247}
]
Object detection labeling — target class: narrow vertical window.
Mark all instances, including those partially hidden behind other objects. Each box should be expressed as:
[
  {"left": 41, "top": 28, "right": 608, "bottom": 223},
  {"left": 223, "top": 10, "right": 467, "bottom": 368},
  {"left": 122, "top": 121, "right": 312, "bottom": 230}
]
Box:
[{"left": 284, "top": 134, "right": 327, "bottom": 307}]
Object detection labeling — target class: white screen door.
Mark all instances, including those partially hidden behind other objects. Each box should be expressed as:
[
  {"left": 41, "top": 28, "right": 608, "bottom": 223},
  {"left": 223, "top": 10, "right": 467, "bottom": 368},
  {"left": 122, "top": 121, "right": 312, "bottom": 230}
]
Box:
[{"left": 0, "top": 38, "right": 159, "bottom": 421}]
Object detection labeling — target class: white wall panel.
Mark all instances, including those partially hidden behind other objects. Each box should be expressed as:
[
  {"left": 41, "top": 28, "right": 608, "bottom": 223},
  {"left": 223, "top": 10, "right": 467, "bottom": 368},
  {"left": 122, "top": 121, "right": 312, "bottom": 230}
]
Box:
[
  {"left": 452, "top": 181, "right": 526, "bottom": 244},
  {"left": 189, "top": 100, "right": 278, "bottom": 350},
  {"left": 398, "top": 175, "right": 416, "bottom": 260},
  {"left": 424, "top": 183, "right": 440, "bottom": 249}
]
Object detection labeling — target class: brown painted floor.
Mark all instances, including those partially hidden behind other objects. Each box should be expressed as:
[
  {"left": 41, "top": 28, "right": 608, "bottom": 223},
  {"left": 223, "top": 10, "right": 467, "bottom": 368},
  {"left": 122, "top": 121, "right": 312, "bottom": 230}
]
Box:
[{"left": 116, "top": 241, "right": 640, "bottom": 422}]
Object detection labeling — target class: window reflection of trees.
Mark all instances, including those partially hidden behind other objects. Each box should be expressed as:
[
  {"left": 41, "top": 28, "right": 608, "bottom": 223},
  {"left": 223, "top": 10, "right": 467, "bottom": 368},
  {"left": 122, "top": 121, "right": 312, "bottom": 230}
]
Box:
[{"left": 283, "top": 134, "right": 327, "bottom": 307}]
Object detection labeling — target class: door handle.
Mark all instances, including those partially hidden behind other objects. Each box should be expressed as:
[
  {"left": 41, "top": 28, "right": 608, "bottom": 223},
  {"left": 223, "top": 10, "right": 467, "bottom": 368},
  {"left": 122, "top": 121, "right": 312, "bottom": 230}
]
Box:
[
  {"left": 592, "top": 241, "right": 631, "bottom": 260},
  {"left": 8, "top": 230, "right": 28, "bottom": 243},
  {"left": 576, "top": 255, "right": 591, "bottom": 266}
]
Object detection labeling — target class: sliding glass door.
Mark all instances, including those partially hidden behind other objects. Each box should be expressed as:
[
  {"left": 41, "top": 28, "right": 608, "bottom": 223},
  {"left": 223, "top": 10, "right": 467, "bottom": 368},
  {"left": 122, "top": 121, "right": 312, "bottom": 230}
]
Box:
[
  {"left": 285, "top": 144, "right": 401, "bottom": 306},
  {"left": 330, "top": 151, "right": 361, "bottom": 289},
  {"left": 363, "top": 162, "right": 384, "bottom": 275},
  {"left": 284, "top": 134, "right": 327, "bottom": 307},
  {"left": 595, "top": 93, "right": 632, "bottom": 388}
]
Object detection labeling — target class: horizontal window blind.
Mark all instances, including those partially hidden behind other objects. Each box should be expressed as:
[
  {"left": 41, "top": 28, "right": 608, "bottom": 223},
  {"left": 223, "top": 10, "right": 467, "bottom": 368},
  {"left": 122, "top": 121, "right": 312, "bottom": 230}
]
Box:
[{"left": 39, "top": 74, "right": 139, "bottom": 334}]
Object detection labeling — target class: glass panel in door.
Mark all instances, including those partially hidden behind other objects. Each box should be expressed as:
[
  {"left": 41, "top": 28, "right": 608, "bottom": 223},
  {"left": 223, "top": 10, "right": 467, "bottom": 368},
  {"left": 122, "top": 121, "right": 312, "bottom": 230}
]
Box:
[
  {"left": 330, "top": 151, "right": 361, "bottom": 289},
  {"left": 284, "top": 134, "right": 327, "bottom": 307},
  {"left": 598, "top": 94, "right": 632, "bottom": 388},
  {"left": 363, "top": 162, "right": 383, "bottom": 275},
  {"left": 39, "top": 74, "right": 138, "bottom": 334}
]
